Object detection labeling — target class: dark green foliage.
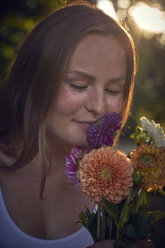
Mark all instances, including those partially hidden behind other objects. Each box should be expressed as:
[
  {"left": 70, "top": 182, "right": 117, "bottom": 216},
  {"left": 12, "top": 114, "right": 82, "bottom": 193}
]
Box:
[
  {"left": 122, "top": 213, "right": 154, "bottom": 239},
  {"left": 0, "top": 0, "right": 66, "bottom": 81},
  {"left": 78, "top": 208, "right": 98, "bottom": 242},
  {"left": 103, "top": 198, "right": 119, "bottom": 221}
]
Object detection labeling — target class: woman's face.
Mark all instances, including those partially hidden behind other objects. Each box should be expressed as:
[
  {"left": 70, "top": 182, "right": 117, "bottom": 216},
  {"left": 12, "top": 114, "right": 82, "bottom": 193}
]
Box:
[{"left": 47, "top": 34, "right": 126, "bottom": 147}]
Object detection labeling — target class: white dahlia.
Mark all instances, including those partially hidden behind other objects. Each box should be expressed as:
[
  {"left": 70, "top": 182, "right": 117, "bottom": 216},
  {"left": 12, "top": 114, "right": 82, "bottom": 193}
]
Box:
[{"left": 140, "top": 116, "right": 165, "bottom": 148}]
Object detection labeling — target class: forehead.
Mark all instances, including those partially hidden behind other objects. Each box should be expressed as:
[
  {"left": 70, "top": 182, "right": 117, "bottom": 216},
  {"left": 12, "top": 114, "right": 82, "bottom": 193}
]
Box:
[{"left": 67, "top": 34, "right": 126, "bottom": 78}]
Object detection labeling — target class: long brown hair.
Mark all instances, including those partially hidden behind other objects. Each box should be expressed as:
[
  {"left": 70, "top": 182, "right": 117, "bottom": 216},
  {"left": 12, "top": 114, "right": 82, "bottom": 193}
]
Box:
[{"left": 0, "top": 1, "right": 136, "bottom": 197}]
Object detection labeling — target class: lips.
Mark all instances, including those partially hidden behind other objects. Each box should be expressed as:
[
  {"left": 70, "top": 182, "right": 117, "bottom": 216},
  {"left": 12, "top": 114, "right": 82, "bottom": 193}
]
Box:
[{"left": 73, "top": 120, "right": 95, "bottom": 130}]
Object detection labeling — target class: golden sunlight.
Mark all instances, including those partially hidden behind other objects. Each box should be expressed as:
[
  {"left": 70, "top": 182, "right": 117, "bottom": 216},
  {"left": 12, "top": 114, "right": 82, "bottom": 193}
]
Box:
[
  {"left": 129, "top": 2, "right": 165, "bottom": 33},
  {"left": 97, "top": 0, "right": 118, "bottom": 20}
]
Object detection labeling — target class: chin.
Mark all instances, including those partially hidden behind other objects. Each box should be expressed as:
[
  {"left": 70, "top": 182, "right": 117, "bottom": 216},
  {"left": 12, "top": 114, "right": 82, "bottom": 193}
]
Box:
[{"left": 67, "top": 136, "right": 88, "bottom": 148}]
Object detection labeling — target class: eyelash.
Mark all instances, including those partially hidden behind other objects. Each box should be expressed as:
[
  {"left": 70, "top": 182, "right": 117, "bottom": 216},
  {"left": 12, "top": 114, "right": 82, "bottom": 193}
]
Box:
[
  {"left": 68, "top": 82, "right": 120, "bottom": 95},
  {"left": 105, "top": 89, "right": 120, "bottom": 95},
  {"left": 69, "top": 83, "right": 87, "bottom": 90}
]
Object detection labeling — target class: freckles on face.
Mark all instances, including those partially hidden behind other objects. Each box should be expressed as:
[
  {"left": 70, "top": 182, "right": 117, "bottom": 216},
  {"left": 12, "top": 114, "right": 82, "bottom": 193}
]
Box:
[
  {"left": 52, "top": 83, "right": 84, "bottom": 117},
  {"left": 46, "top": 33, "right": 127, "bottom": 147},
  {"left": 64, "top": 34, "right": 126, "bottom": 116},
  {"left": 105, "top": 91, "right": 124, "bottom": 114}
]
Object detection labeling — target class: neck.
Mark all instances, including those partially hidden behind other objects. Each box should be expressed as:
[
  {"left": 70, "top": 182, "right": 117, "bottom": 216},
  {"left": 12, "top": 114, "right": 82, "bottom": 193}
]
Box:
[{"left": 43, "top": 130, "right": 73, "bottom": 184}]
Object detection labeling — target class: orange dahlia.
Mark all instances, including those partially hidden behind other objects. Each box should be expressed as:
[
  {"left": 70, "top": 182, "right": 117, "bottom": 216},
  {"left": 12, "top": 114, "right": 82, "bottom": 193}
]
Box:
[
  {"left": 130, "top": 144, "right": 165, "bottom": 191},
  {"left": 77, "top": 147, "right": 133, "bottom": 204}
]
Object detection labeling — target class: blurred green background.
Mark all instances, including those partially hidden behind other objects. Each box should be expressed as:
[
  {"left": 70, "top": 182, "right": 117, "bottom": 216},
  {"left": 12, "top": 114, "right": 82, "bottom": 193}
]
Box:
[{"left": 0, "top": 0, "right": 165, "bottom": 135}]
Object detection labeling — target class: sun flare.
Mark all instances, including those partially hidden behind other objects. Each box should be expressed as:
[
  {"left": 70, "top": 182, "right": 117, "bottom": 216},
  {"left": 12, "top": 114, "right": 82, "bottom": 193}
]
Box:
[
  {"left": 97, "top": 0, "right": 118, "bottom": 20},
  {"left": 129, "top": 2, "right": 165, "bottom": 33}
]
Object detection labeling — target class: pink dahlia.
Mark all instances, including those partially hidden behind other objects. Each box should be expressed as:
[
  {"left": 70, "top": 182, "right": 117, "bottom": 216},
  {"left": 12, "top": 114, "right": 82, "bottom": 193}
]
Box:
[
  {"left": 77, "top": 147, "right": 133, "bottom": 203},
  {"left": 65, "top": 147, "right": 88, "bottom": 185}
]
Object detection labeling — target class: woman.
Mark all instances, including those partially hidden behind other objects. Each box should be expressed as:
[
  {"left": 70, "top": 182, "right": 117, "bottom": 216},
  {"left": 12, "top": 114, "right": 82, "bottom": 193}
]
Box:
[{"left": 0, "top": 2, "right": 153, "bottom": 248}]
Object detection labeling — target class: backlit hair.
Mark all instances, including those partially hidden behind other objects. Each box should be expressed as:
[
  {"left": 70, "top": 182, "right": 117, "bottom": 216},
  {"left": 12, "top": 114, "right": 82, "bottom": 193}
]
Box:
[{"left": 0, "top": 1, "right": 136, "bottom": 197}]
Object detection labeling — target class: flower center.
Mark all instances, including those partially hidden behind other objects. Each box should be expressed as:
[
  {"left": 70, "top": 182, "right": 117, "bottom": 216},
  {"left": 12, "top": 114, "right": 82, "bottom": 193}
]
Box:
[
  {"left": 140, "top": 154, "right": 155, "bottom": 166},
  {"left": 101, "top": 168, "right": 112, "bottom": 180}
]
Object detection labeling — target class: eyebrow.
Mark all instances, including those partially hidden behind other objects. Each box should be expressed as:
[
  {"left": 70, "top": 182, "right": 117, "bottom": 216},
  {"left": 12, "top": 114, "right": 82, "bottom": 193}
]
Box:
[
  {"left": 66, "top": 70, "right": 95, "bottom": 81},
  {"left": 66, "top": 70, "right": 125, "bottom": 84}
]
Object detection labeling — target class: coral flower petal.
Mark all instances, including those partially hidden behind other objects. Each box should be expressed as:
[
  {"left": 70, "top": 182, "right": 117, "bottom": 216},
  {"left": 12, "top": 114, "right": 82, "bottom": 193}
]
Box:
[{"left": 77, "top": 147, "right": 133, "bottom": 204}]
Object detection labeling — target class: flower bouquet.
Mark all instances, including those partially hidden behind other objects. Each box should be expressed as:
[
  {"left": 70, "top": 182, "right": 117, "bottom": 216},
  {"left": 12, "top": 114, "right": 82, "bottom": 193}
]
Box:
[{"left": 65, "top": 113, "right": 165, "bottom": 247}]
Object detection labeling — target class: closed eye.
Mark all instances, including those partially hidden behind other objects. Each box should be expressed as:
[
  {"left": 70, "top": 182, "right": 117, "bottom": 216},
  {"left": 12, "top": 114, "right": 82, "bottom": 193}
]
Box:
[
  {"left": 69, "top": 83, "right": 87, "bottom": 90},
  {"left": 105, "top": 89, "right": 120, "bottom": 95}
]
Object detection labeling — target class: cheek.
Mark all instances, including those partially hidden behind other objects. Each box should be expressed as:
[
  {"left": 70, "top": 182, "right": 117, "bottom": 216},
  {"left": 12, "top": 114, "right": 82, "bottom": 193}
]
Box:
[
  {"left": 105, "top": 95, "right": 123, "bottom": 114},
  {"left": 52, "top": 88, "right": 86, "bottom": 116}
]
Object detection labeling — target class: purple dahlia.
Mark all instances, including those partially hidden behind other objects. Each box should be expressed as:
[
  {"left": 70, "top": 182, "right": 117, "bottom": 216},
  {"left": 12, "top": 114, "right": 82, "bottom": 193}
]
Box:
[{"left": 87, "top": 112, "right": 122, "bottom": 149}]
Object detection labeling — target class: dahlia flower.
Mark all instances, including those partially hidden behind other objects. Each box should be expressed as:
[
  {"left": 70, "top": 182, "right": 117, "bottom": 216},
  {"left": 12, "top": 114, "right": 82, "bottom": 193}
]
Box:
[
  {"left": 65, "top": 147, "right": 88, "bottom": 185},
  {"left": 130, "top": 144, "right": 165, "bottom": 191},
  {"left": 77, "top": 147, "right": 133, "bottom": 204},
  {"left": 140, "top": 116, "right": 165, "bottom": 148},
  {"left": 87, "top": 112, "right": 122, "bottom": 149}
]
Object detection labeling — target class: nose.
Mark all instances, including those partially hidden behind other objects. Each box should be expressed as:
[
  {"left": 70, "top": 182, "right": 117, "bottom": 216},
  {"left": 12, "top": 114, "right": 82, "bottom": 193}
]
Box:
[{"left": 85, "top": 87, "right": 105, "bottom": 116}]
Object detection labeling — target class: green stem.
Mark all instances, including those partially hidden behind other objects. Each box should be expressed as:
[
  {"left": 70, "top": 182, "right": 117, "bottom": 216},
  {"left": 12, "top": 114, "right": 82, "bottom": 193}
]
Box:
[
  {"left": 101, "top": 205, "right": 105, "bottom": 240},
  {"left": 97, "top": 204, "right": 101, "bottom": 241},
  {"left": 108, "top": 217, "right": 113, "bottom": 239},
  {"left": 116, "top": 188, "right": 133, "bottom": 242},
  {"left": 135, "top": 189, "right": 144, "bottom": 213},
  {"left": 116, "top": 227, "right": 119, "bottom": 242},
  {"left": 117, "top": 188, "right": 132, "bottom": 229},
  {"left": 126, "top": 187, "right": 133, "bottom": 205}
]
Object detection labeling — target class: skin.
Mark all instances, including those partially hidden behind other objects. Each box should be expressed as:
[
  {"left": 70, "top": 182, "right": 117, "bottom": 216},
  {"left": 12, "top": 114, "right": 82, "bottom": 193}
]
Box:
[
  {"left": 0, "top": 33, "right": 154, "bottom": 247},
  {"left": 47, "top": 34, "right": 126, "bottom": 149}
]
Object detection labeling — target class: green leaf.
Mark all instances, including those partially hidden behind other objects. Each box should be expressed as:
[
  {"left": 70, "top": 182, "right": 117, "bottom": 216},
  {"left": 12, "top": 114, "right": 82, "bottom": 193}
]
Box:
[
  {"left": 79, "top": 208, "right": 96, "bottom": 227},
  {"left": 103, "top": 198, "right": 119, "bottom": 221},
  {"left": 145, "top": 210, "right": 165, "bottom": 223},
  {"left": 133, "top": 173, "right": 143, "bottom": 186},
  {"left": 122, "top": 213, "right": 153, "bottom": 239},
  {"left": 118, "top": 201, "right": 132, "bottom": 228},
  {"left": 130, "top": 133, "right": 135, "bottom": 140},
  {"left": 79, "top": 211, "right": 88, "bottom": 227},
  {"left": 135, "top": 126, "right": 142, "bottom": 133},
  {"left": 122, "top": 223, "right": 136, "bottom": 239},
  {"left": 85, "top": 208, "right": 96, "bottom": 223},
  {"left": 131, "top": 187, "right": 140, "bottom": 200},
  {"left": 133, "top": 190, "right": 150, "bottom": 214},
  {"left": 139, "top": 190, "right": 148, "bottom": 208},
  {"left": 155, "top": 188, "right": 165, "bottom": 199},
  {"left": 130, "top": 126, "right": 148, "bottom": 146},
  {"left": 78, "top": 208, "right": 98, "bottom": 242}
]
